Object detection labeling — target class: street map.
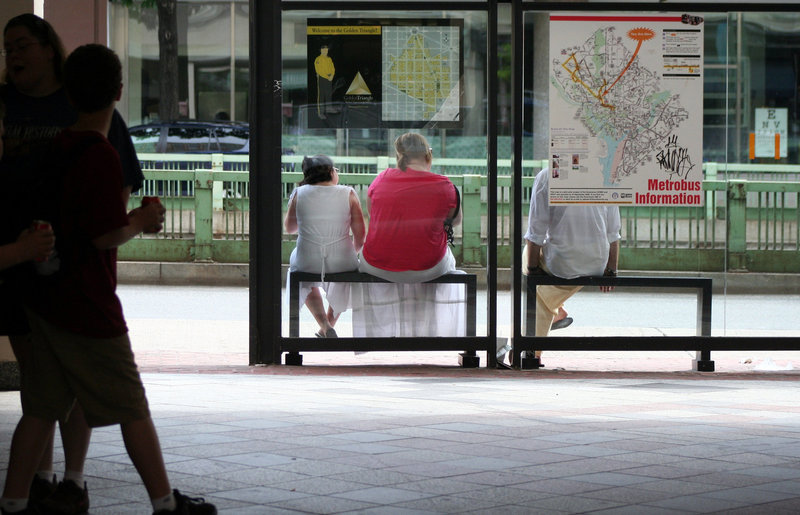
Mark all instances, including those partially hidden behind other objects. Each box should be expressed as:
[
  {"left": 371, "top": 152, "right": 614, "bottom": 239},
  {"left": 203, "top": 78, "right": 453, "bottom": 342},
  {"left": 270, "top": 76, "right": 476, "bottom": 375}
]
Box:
[
  {"left": 382, "top": 25, "right": 461, "bottom": 123},
  {"left": 549, "top": 14, "right": 704, "bottom": 205}
]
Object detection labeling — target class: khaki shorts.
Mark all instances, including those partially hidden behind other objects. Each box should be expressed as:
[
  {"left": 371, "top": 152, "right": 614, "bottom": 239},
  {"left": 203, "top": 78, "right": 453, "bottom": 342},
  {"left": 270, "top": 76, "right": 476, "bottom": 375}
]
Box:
[{"left": 22, "top": 309, "right": 150, "bottom": 428}]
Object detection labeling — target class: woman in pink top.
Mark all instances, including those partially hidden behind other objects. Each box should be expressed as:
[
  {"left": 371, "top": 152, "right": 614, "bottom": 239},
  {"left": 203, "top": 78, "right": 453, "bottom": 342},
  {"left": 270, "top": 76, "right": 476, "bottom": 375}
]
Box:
[
  {"left": 354, "top": 133, "right": 466, "bottom": 337},
  {"left": 360, "top": 132, "right": 462, "bottom": 281}
]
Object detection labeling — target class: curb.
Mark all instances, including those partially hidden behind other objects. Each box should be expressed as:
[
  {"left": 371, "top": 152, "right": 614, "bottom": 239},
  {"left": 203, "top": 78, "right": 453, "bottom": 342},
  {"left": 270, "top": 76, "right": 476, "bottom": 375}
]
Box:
[{"left": 118, "top": 261, "right": 249, "bottom": 286}]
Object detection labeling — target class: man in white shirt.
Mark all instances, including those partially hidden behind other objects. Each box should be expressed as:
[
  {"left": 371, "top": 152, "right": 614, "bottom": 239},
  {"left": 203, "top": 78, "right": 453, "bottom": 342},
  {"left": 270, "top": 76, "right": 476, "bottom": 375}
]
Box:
[{"left": 523, "top": 168, "right": 621, "bottom": 361}]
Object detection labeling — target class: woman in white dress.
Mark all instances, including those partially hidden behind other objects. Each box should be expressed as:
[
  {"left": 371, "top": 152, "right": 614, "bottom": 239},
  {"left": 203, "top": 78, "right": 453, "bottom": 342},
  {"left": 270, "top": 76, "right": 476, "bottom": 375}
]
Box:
[{"left": 285, "top": 155, "right": 365, "bottom": 337}]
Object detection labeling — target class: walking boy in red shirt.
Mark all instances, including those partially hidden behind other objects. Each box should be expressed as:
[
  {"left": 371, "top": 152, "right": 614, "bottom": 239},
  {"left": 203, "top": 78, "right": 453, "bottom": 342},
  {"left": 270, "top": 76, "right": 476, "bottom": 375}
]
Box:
[{"left": 0, "top": 44, "right": 216, "bottom": 515}]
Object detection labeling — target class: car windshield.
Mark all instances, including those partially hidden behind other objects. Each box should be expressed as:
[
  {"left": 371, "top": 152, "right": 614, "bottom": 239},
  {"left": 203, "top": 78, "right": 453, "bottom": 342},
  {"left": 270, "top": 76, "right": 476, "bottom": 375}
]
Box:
[
  {"left": 129, "top": 122, "right": 250, "bottom": 154},
  {"left": 130, "top": 126, "right": 161, "bottom": 153},
  {"left": 216, "top": 127, "right": 249, "bottom": 152},
  {"left": 167, "top": 126, "right": 213, "bottom": 152}
]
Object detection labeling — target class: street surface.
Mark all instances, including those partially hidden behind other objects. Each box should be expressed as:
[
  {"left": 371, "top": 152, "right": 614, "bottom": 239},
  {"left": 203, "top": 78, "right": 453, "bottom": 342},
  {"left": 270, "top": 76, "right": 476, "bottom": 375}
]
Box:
[{"left": 118, "top": 284, "right": 800, "bottom": 373}]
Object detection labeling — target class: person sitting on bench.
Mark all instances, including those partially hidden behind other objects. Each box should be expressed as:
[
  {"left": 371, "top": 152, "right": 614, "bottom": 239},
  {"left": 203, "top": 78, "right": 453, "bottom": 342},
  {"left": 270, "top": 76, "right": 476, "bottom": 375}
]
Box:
[
  {"left": 352, "top": 132, "right": 465, "bottom": 337},
  {"left": 285, "top": 155, "right": 365, "bottom": 337},
  {"left": 523, "top": 167, "right": 621, "bottom": 362}
]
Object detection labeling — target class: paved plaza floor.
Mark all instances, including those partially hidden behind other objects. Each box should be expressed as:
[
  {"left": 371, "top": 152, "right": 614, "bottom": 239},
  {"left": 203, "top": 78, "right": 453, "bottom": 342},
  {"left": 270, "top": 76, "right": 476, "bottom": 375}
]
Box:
[
  {"left": 3, "top": 369, "right": 800, "bottom": 514},
  {"left": 2, "top": 283, "right": 800, "bottom": 513}
]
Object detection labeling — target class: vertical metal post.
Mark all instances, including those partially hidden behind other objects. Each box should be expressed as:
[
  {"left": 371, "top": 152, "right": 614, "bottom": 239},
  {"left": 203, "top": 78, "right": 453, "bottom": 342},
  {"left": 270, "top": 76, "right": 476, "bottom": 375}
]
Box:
[
  {"left": 230, "top": 1, "right": 236, "bottom": 119},
  {"left": 694, "top": 280, "right": 714, "bottom": 372},
  {"left": 460, "top": 175, "right": 483, "bottom": 265},
  {"left": 487, "top": 0, "right": 499, "bottom": 367},
  {"left": 704, "top": 162, "right": 717, "bottom": 221},
  {"left": 734, "top": 13, "right": 742, "bottom": 162},
  {"left": 194, "top": 170, "right": 213, "bottom": 261},
  {"left": 510, "top": 0, "right": 523, "bottom": 367},
  {"left": 249, "top": 0, "right": 283, "bottom": 365},
  {"left": 727, "top": 180, "right": 748, "bottom": 270}
]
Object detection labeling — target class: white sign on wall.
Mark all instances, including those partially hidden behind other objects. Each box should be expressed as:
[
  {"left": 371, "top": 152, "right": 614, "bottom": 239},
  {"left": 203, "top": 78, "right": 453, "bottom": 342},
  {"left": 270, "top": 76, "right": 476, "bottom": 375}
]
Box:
[{"left": 754, "top": 107, "right": 787, "bottom": 158}]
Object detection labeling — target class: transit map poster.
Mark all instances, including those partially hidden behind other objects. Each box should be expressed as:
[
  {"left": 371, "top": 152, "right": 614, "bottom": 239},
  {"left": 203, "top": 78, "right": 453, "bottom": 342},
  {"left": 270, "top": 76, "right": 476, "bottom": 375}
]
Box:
[
  {"left": 307, "top": 19, "right": 463, "bottom": 129},
  {"left": 548, "top": 13, "right": 704, "bottom": 206}
]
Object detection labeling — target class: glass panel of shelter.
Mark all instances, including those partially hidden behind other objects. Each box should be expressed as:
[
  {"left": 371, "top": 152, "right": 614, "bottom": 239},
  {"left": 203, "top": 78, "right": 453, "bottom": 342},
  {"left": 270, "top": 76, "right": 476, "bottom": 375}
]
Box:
[
  {"left": 280, "top": 9, "right": 492, "bottom": 344},
  {"left": 515, "top": 7, "right": 800, "bottom": 372},
  {"left": 517, "top": 9, "right": 719, "bottom": 361}
]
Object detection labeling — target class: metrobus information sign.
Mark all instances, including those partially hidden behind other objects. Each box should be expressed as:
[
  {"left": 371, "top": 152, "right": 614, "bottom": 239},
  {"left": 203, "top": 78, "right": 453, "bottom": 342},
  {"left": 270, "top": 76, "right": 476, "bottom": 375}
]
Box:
[{"left": 548, "top": 13, "right": 705, "bottom": 206}]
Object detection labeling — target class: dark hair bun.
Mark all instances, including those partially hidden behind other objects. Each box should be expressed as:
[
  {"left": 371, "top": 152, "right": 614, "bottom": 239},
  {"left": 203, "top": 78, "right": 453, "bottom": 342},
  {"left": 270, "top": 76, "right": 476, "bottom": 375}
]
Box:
[{"left": 302, "top": 155, "right": 334, "bottom": 173}]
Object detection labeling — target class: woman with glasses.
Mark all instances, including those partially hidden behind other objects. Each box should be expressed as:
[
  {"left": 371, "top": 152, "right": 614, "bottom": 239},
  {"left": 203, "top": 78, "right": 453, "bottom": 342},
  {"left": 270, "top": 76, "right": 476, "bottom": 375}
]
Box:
[
  {"left": 285, "top": 155, "right": 366, "bottom": 337},
  {"left": 353, "top": 132, "right": 464, "bottom": 338},
  {"left": 1, "top": 15, "right": 142, "bottom": 193}
]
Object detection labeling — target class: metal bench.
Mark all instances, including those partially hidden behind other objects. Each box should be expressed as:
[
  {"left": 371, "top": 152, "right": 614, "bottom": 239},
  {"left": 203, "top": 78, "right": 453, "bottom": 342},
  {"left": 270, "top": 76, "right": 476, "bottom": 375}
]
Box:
[
  {"left": 287, "top": 271, "right": 479, "bottom": 366},
  {"left": 520, "top": 275, "right": 713, "bottom": 371}
]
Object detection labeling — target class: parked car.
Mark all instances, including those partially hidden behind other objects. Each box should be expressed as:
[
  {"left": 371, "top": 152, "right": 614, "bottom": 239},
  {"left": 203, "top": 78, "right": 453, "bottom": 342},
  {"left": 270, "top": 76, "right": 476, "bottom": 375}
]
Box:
[
  {"left": 128, "top": 120, "right": 251, "bottom": 198},
  {"left": 129, "top": 120, "right": 250, "bottom": 154}
]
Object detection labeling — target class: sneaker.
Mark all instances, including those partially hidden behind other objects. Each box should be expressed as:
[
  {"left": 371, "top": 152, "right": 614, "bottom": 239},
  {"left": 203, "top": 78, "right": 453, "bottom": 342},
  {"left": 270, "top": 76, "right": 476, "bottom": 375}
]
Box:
[
  {"left": 38, "top": 480, "right": 89, "bottom": 515},
  {"left": 29, "top": 474, "right": 57, "bottom": 504},
  {"left": 153, "top": 490, "right": 216, "bottom": 515}
]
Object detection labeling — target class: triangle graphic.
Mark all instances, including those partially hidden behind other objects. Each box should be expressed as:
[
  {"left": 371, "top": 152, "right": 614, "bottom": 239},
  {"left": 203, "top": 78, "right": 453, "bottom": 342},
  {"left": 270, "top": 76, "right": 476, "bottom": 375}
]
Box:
[{"left": 345, "top": 72, "right": 372, "bottom": 96}]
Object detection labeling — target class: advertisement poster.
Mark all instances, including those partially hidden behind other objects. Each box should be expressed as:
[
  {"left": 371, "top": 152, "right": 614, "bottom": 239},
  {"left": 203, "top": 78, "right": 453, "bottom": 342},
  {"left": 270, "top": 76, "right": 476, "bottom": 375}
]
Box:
[
  {"left": 549, "top": 13, "right": 704, "bottom": 205},
  {"left": 307, "top": 19, "right": 463, "bottom": 129}
]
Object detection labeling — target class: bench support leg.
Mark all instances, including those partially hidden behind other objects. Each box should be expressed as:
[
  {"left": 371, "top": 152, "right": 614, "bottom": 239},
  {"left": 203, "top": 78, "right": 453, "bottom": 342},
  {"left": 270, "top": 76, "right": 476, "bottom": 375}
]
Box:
[
  {"left": 693, "top": 350, "right": 714, "bottom": 372},
  {"left": 284, "top": 352, "right": 303, "bottom": 366},
  {"left": 520, "top": 351, "right": 544, "bottom": 370},
  {"left": 459, "top": 351, "right": 480, "bottom": 368}
]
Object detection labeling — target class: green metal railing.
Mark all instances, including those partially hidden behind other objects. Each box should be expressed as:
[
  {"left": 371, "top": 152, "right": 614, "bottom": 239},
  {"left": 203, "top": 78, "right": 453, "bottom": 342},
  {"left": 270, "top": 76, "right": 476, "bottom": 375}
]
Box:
[{"left": 120, "top": 154, "right": 800, "bottom": 273}]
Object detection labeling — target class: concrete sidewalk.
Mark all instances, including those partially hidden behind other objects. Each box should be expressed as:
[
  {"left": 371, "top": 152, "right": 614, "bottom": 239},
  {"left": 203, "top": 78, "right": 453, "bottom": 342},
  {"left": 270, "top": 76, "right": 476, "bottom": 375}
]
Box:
[
  {"left": 3, "top": 281, "right": 800, "bottom": 513},
  {"left": 3, "top": 267, "right": 800, "bottom": 515},
  {"left": 4, "top": 370, "right": 800, "bottom": 513}
]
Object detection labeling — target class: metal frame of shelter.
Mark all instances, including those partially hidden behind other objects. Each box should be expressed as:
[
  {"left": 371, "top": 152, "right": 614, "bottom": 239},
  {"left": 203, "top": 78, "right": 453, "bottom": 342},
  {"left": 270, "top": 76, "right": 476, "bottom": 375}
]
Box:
[
  {"left": 251, "top": 0, "right": 800, "bottom": 368},
  {"left": 509, "top": 2, "right": 800, "bottom": 371},
  {"left": 250, "top": 1, "right": 501, "bottom": 366}
]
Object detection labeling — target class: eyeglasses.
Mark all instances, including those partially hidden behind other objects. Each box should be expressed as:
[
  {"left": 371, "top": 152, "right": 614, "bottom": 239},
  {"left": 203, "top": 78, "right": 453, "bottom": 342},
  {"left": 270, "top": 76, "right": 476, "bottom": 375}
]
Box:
[
  {"left": 1, "top": 39, "right": 40, "bottom": 57},
  {"left": 332, "top": 167, "right": 339, "bottom": 173}
]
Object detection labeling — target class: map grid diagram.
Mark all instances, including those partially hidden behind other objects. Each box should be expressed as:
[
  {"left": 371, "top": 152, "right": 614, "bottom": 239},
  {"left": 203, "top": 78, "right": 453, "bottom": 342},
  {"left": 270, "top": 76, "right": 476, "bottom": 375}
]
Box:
[{"left": 382, "top": 25, "right": 461, "bottom": 123}]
